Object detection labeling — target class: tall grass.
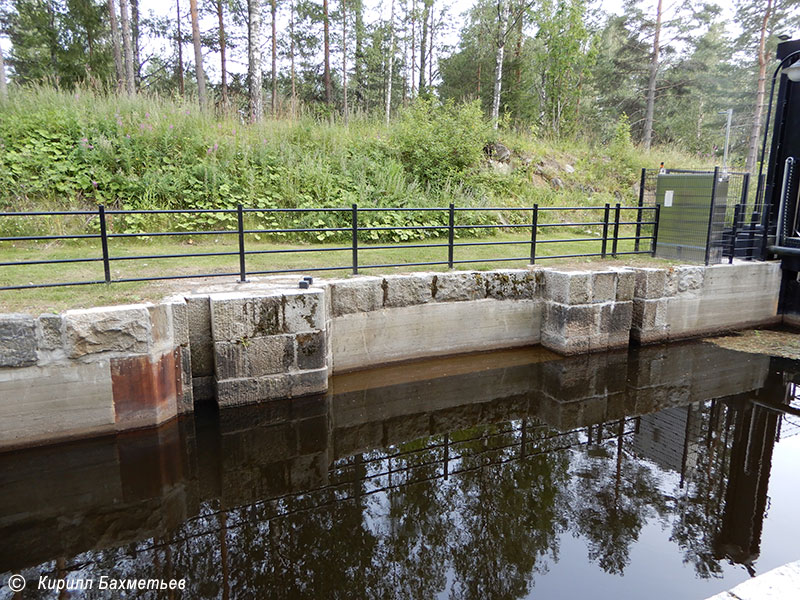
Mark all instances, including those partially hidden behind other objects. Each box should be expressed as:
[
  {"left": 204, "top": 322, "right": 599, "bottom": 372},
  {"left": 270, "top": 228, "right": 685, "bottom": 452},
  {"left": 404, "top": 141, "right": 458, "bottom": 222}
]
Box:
[{"left": 0, "top": 86, "right": 718, "bottom": 240}]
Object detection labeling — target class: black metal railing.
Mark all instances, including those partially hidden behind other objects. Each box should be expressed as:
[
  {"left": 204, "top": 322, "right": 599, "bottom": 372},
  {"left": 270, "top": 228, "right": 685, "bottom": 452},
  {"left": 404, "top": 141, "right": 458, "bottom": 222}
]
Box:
[{"left": 0, "top": 204, "right": 660, "bottom": 291}]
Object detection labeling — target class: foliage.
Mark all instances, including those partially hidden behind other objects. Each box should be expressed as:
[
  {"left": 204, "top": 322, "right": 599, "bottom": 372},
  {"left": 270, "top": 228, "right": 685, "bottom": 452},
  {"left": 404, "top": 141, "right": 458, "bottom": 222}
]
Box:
[{"left": 389, "top": 98, "right": 492, "bottom": 184}]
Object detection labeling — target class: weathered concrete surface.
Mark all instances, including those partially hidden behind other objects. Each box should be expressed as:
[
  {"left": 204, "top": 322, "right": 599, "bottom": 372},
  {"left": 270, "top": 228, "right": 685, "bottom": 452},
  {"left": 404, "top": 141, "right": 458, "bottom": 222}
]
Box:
[
  {"left": 210, "top": 289, "right": 328, "bottom": 406},
  {"left": 631, "top": 262, "right": 782, "bottom": 344},
  {"left": 330, "top": 298, "right": 542, "bottom": 372},
  {"left": 0, "top": 314, "right": 37, "bottom": 367},
  {"left": 705, "top": 560, "right": 800, "bottom": 600},
  {"left": 0, "top": 361, "right": 115, "bottom": 448},
  {"left": 64, "top": 305, "right": 152, "bottom": 359}
]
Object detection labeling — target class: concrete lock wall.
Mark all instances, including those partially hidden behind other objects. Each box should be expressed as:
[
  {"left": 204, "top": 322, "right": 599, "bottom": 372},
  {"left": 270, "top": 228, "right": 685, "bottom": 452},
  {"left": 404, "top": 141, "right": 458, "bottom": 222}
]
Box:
[{"left": 0, "top": 261, "right": 783, "bottom": 450}]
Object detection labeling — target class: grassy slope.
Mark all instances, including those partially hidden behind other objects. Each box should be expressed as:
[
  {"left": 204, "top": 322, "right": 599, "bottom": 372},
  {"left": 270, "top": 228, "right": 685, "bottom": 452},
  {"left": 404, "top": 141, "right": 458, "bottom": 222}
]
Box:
[{"left": 0, "top": 88, "right": 708, "bottom": 311}]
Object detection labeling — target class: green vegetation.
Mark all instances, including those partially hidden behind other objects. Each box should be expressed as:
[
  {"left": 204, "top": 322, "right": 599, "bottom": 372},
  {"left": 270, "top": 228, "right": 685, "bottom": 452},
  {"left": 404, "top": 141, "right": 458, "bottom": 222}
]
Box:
[{"left": 0, "top": 88, "right": 711, "bottom": 235}]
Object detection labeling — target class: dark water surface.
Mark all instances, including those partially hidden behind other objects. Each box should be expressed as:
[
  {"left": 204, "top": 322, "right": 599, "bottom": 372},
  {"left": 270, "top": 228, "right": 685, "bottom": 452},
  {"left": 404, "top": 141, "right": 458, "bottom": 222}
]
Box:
[{"left": 2, "top": 340, "right": 800, "bottom": 599}]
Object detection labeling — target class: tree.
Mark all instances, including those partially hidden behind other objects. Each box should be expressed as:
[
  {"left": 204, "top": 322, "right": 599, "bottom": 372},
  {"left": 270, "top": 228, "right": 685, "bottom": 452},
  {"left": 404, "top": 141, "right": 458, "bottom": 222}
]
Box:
[
  {"left": 0, "top": 44, "right": 7, "bottom": 98},
  {"left": 323, "top": 0, "right": 331, "bottom": 103},
  {"left": 108, "top": 0, "right": 124, "bottom": 89},
  {"left": 176, "top": 0, "right": 184, "bottom": 95},
  {"left": 342, "top": 0, "right": 348, "bottom": 119},
  {"left": 290, "top": 0, "right": 296, "bottom": 114},
  {"left": 386, "top": 0, "right": 395, "bottom": 122},
  {"left": 642, "top": 0, "right": 663, "bottom": 149},
  {"left": 248, "top": 0, "right": 263, "bottom": 121},
  {"left": 131, "top": 0, "right": 139, "bottom": 83},
  {"left": 189, "top": 0, "right": 205, "bottom": 105},
  {"left": 216, "top": 0, "right": 228, "bottom": 107},
  {"left": 119, "top": 0, "right": 136, "bottom": 92},
  {"left": 418, "top": 0, "right": 431, "bottom": 91},
  {"left": 271, "top": 0, "right": 277, "bottom": 115},
  {"left": 491, "top": 0, "right": 509, "bottom": 127}
]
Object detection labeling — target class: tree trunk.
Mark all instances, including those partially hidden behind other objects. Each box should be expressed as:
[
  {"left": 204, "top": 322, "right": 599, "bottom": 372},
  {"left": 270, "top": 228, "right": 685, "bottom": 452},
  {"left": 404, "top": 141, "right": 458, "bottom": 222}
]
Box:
[
  {"left": 271, "top": 0, "right": 277, "bottom": 115},
  {"left": 323, "top": 0, "right": 332, "bottom": 104},
  {"left": 411, "top": 0, "right": 416, "bottom": 96},
  {"left": 746, "top": 0, "right": 774, "bottom": 174},
  {"left": 176, "top": 0, "right": 184, "bottom": 96},
  {"left": 491, "top": 0, "right": 509, "bottom": 128},
  {"left": 290, "top": 0, "right": 297, "bottom": 116},
  {"left": 402, "top": 2, "right": 408, "bottom": 105},
  {"left": 428, "top": 3, "right": 433, "bottom": 86},
  {"left": 108, "top": 0, "right": 124, "bottom": 90},
  {"left": 385, "top": 0, "right": 395, "bottom": 123},
  {"left": 248, "top": 0, "right": 264, "bottom": 121},
  {"left": 342, "top": 0, "right": 348, "bottom": 120},
  {"left": 119, "top": 0, "right": 136, "bottom": 94},
  {"left": 642, "top": 0, "right": 662, "bottom": 150},
  {"left": 189, "top": 0, "right": 206, "bottom": 106},
  {"left": 355, "top": 0, "right": 364, "bottom": 107},
  {"left": 217, "top": 0, "right": 228, "bottom": 108},
  {"left": 418, "top": 0, "right": 429, "bottom": 92},
  {"left": 0, "top": 45, "right": 7, "bottom": 99},
  {"left": 131, "top": 0, "right": 140, "bottom": 85}
]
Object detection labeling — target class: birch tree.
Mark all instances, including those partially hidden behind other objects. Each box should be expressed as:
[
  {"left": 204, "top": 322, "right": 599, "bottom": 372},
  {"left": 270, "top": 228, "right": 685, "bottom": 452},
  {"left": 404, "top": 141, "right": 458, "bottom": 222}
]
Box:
[
  {"left": 386, "top": 0, "right": 395, "bottom": 122},
  {"left": 107, "top": 0, "right": 124, "bottom": 90},
  {"left": 0, "top": 45, "right": 7, "bottom": 98},
  {"left": 217, "top": 0, "right": 228, "bottom": 108},
  {"left": 119, "top": 0, "right": 136, "bottom": 93},
  {"left": 189, "top": 0, "right": 206, "bottom": 106},
  {"left": 491, "top": 0, "right": 509, "bottom": 127},
  {"left": 248, "top": 0, "right": 263, "bottom": 121}
]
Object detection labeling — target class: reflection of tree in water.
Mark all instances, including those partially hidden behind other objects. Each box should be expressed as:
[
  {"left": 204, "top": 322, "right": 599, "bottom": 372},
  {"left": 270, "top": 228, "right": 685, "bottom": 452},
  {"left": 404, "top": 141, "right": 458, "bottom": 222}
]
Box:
[
  {"left": 570, "top": 421, "right": 669, "bottom": 575},
  {"left": 669, "top": 400, "right": 729, "bottom": 579},
  {"left": 446, "top": 420, "right": 571, "bottom": 600}
]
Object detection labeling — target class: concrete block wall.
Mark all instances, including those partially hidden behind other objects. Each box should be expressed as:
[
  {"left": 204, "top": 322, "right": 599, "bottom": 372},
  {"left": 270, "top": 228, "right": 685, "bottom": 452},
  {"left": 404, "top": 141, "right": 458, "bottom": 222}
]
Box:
[
  {"left": 630, "top": 262, "right": 782, "bottom": 344},
  {"left": 0, "top": 261, "right": 783, "bottom": 450},
  {"left": 208, "top": 289, "right": 328, "bottom": 407},
  {"left": 0, "top": 300, "right": 189, "bottom": 450},
  {"left": 540, "top": 268, "right": 635, "bottom": 355}
]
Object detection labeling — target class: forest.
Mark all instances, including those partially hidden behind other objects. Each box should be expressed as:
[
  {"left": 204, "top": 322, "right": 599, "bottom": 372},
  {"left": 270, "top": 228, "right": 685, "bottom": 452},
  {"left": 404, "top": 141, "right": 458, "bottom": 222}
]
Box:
[{"left": 0, "top": 0, "right": 799, "bottom": 215}]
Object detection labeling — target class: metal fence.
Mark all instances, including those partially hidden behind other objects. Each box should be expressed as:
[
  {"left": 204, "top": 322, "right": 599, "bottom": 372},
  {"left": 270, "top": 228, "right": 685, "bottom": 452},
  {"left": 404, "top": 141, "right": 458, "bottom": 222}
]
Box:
[
  {"left": 638, "top": 167, "right": 764, "bottom": 265},
  {"left": 0, "top": 204, "right": 660, "bottom": 291}
]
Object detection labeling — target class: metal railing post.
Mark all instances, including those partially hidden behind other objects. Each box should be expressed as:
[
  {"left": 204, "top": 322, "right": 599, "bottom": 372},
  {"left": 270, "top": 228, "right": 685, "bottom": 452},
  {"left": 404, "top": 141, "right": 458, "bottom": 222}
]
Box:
[
  {"left": 705, "top": 166, "right": 720, "bottom": 266},
  {"left": 448, "top": 203, "right": 455, "bottom": 269},
  {"left": 351, "top": 203, "right": 358, "bottom": 275},
  {"left": 601, "top": 203, "right": 610, "bottom": 258},
  {"left": 729, "top": 203, "right": 741, "bottom": 264},
  {"left": 237, "top": 204, "right": 247, "bottom": 282},
  {"left": 612, "top": 203, "right": 621, "bottom": 257},
  {"left": 530, "top": 204, "right": 538, "bottom": 264},
  {"left": 652, "top": 205, "right": 661, "bottom": 257},
  {"left": 98, "top": 205, "right": 111, "bottom": 284},
  {"left": 635, "top": 168, "right": 646, "bottom": 252}
]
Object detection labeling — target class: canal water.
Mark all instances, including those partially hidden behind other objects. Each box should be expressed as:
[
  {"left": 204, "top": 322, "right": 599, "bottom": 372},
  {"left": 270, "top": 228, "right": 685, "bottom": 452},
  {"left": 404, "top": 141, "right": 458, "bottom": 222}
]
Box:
[{"left": 2, "top": 339, "right": 799, "bottom": 599}]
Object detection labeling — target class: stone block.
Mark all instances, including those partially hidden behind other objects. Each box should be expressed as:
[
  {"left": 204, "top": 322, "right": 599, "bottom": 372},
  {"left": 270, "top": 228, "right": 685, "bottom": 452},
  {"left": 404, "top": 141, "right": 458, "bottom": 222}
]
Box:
[
  {"left": 543, "top": 270, "right": 591, "bottom": 304},
  {"left": 482, "top": 270, "right": 536, "bottom": 300},
  {"left": 591, "top": 271, "right": 617, "bottom": 303},
  {"left": 296, "top": 331, "right": 327, "bottom": 371},
  {"left": 192, "top": 375, "right": 216, "bottom": 402},
  {"left": 35, "top": 313, "right": 63, "bottom": 353},
  {"left": 216, "top": 374, "right": 292, "bottom": 407},
  {"left": 668, "top": 266, "right": 703, "bottom": 297},
  {"left": 283, "top": 289, "right": 324, "bottom": 332},
  {"left": 179, "top": 345, "right": 194, "bottom": 414},
  {"left": 147, "top": 304, "right": 173, "bottom": 349},
  {"left": 214, "top": 335, "right": 294, "bottom": 380},
  {"left": 383, "top": 274, "right": 435, "bottom": 308},
  {"left": 616, "top": 269, "right": 636, "bottom": 301},
  {"left": 210, "top": 292, "right": 283, "bottom": 341},
  {"left": 0, "top": 314, "right": 37, "bottom": 368},
  {"left": 431, "top": 271, "right": 484, "bottom": 302},
  {"left": 632, "top": 298, "right": 668, "bottom": 329},
  {"left": 544, "top": 302, "right": 598, "bottom": 338},
  {"left": 165, "top": 297, "right": 190, "bottom": 346},
  {"left": 329, "top": 277, "right": 384, "bottom": 316},
  {"left": 290, "top": 367, "right": 329, "bottom": 397},
  {"left": 64, "top": 305, "right": 151, "bottom": 359},
  {"left": 633, "top": 268, "right": 667, "bottom": 299},
  {"left": 541, "top": 329, "right": 589, "bottom": 356}
]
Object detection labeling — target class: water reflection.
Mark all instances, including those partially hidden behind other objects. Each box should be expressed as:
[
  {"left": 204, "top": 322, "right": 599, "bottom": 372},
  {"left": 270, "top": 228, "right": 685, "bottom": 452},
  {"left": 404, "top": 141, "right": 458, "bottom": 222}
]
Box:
[{"left": 1, "top": 341, "right": 798, "bottom": 599}]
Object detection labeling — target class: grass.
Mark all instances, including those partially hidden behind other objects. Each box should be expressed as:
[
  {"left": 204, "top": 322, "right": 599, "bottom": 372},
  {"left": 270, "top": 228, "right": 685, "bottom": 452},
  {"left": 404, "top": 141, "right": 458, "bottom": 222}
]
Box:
[{"left": 0, "top": 223, "right": 672, "bottom": 313}]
